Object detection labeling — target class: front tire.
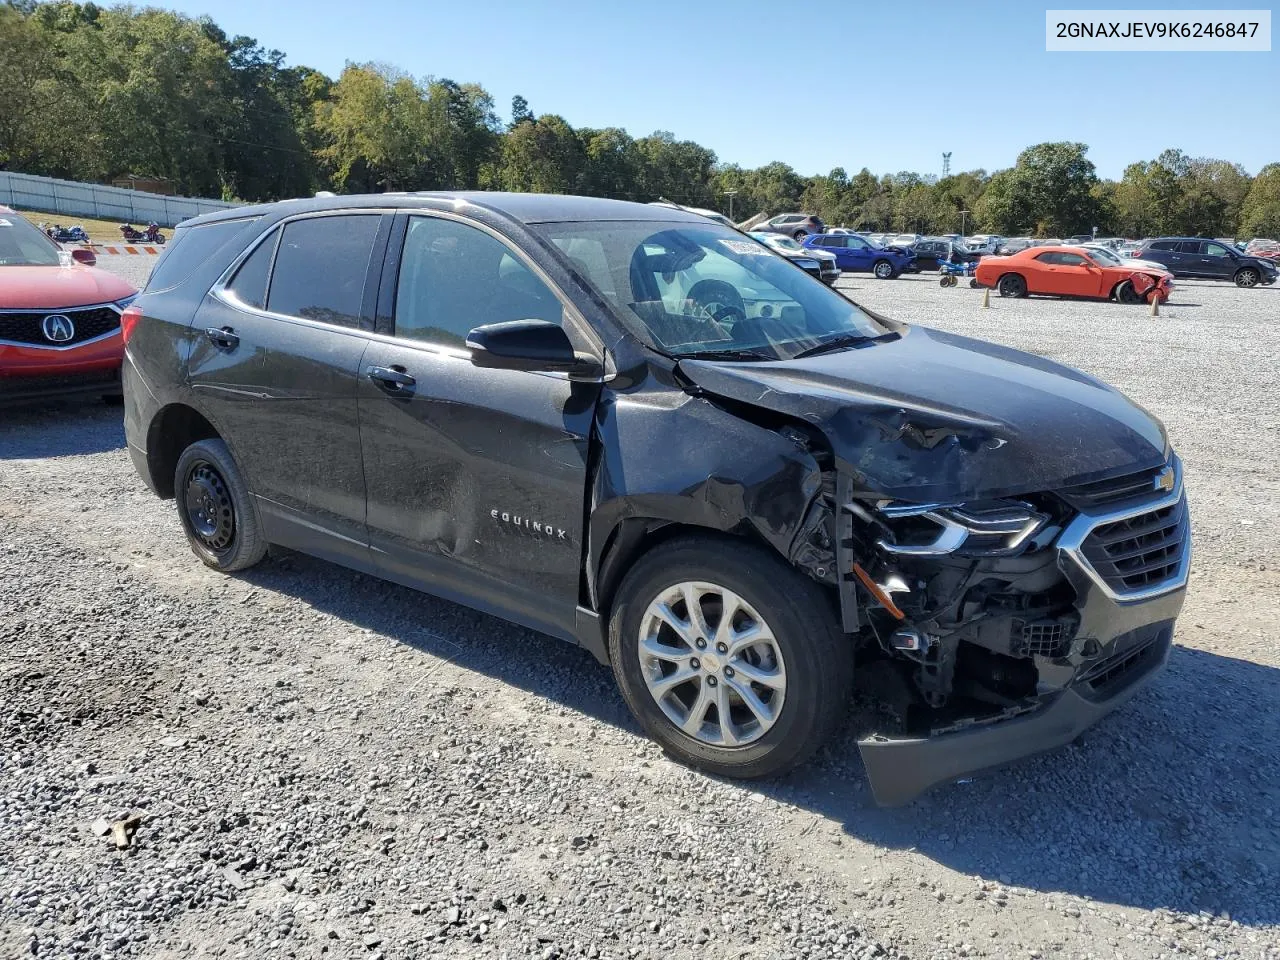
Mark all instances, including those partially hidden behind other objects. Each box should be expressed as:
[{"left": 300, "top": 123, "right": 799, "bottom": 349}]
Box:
[
  {"left": 1234, "top": 267, "right": 1260, "bottom": 288},
  {"left": 998, "top": 273, "right": 1027, "bottom": 298},
  {"left": 873, "top": 259, "right": 896, "bottom": 280},
  {"left": 1115, "top": 280, "right": 1143, "bottom": 304},
  {"left": 607, "top": 536, "right": 853, "bottom": 779},
  {"left": 793, "top": 230, "right": 807, "bottom": 241},
  {"left": 174, "top": 438, "right": 267, "bottom": 573}
]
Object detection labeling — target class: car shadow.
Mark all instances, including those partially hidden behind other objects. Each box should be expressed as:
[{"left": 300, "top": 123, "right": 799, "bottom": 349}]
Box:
[
  {"left": 0, "top": 400, "right": 125, "bottom": 459},
  {"left": 239, "top": 548, "right": 1279, "bottom": 927}
]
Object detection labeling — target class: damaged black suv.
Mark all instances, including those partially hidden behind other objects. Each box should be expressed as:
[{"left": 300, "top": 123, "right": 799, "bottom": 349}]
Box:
[{"left": 123, "top": 194, "right": 1190, "bottom": 805}]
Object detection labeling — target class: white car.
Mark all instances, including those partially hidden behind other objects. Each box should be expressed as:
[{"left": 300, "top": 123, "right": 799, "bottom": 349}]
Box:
[
  {"left": 965, "top": 234, "right": 1004, "bottom": 255},
  {"left": 750, "top": 232, "right": 841, "bottom": 285},
  {"left": 1072, "top": 243, "right": 1170, "bottom": 275}
]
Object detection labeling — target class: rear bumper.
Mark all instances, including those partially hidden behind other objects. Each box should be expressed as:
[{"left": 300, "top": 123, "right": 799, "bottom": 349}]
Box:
[{"left": 859, "top": 619, "right": 1174, "bottom": 806}]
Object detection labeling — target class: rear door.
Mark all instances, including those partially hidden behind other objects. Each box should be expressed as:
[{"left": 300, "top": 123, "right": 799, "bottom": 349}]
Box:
[
  {"left": 356, "top": 213, "right": 603, "bottom": 641},
  {"left": 190, "top": 211, "right": 389, "bottom": 565},
  {"left": 1142, "top": 240, "right": 1182, "bottom": 273}
]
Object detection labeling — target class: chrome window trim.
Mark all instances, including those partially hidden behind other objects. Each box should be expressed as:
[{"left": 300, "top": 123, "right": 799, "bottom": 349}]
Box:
[
  {"left": 0, "top": 302, "right": 122, "bottom": 350},
  {"left": 1057, "top": 454, "right": 1191, "bottom": 603}
]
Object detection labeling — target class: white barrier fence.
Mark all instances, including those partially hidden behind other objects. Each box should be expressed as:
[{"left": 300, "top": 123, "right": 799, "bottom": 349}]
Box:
[{"left": 0, "top": 171, "right": 239, "bottom": 228}]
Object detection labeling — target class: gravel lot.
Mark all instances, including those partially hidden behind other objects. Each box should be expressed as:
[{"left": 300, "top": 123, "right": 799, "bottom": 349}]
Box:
[{"left": 2, "top": 257, "right": 1278, "bottom": 960}]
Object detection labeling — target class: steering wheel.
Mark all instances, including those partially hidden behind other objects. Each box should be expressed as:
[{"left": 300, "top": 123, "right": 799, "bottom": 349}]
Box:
[{"left": 686, "top": 279, "right": 746, "bottom": 326}]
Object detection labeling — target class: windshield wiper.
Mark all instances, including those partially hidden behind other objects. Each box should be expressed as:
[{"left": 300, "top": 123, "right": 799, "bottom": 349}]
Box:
[
  {"left": 678, "top": 347, "right": 778, "bottom": 362},
  {"left": 791, "top": 333, "right": 879, "bottom": 358}
]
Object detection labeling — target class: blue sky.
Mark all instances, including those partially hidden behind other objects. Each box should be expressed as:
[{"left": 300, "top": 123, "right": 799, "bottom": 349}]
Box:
[{"left": 163, "top": 0, "right": 1277, "bottom": 179}]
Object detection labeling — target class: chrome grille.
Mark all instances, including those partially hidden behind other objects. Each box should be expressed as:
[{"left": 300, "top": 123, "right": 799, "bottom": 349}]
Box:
[
  {"left": 1081, "top": 499, "right": 1189, "bottom": 593},
  {"left": 1057, "top": 454, "right": 1190, "bottom": 602},
  {"left": 1058, "top": 461, "right": 1169, "bottom": 509}
]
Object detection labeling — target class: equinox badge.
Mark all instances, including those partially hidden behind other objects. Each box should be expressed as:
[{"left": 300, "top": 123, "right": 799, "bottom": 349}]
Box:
[{"left": 490, "top": 509, "right": 568, "bottom": 541}]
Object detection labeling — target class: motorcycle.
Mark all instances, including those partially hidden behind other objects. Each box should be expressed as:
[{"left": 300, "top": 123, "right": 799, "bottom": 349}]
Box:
[
  {"left": 48, "top": 224, "right": 90, "bottom": 244},
  {"left": 120, "top": 222, "right": 166, "bottom": 244}
]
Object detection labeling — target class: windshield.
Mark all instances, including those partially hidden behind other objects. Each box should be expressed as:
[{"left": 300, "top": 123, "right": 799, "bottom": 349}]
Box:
[
  {"left": 536, "top": 220, "right": 890, "bottom": 361},
  {"left": 1085, "top": 246, "right": 1120, "bottom": 265},
  {"left": 0, "top": 213, "right": 63, "bottom": 267}
]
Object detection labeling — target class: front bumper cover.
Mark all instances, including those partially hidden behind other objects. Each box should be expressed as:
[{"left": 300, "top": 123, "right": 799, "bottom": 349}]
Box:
[{"left": 858, "top": 619, "right": 1174, "bottom": 806}]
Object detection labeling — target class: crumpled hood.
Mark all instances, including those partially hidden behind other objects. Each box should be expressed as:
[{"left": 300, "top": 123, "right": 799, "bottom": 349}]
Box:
[{"left": 678, "top": 325, "right": 1168, "bottom": 502}]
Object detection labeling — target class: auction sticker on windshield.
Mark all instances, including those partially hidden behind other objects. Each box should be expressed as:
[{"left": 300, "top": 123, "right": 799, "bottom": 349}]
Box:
[{"left": 719, "top": 239, "right": 770, "bottom": 256}]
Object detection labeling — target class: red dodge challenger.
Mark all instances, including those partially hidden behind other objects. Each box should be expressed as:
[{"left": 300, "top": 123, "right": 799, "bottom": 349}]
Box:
[
  {"left": 0, "top": 206, "right": 138, "bottom": 403},
  {"left": 975, "top": 246, "right": 1173, "bottom": 304}
]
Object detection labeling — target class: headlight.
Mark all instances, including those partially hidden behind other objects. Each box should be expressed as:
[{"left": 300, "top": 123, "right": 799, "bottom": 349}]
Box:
[
  {"left": 872, "top": 499, "right": 1049, "bottom": 557},
  {"left": 794, "top": 258, "right": 820, "bottom": 269},
  {"left": 116, "top": 294, "right": 138, "bottom": 309}
]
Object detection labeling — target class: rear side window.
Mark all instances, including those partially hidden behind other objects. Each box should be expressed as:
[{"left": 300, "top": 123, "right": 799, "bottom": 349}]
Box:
[
  {"left": 266, "top": 215, "right": 381, "bottom": 328},
  {"left": 145, "top": 218, "right": 260, "bottom": 293},
  {"left": 226, "top": 230, "right": 279, "bottom": 310},
  {"left": 1176, "top": 241, "right": 1202, "bottom": 254}
]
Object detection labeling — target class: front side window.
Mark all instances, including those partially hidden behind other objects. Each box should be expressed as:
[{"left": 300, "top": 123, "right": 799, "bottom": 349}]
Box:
[
  {"left": 533, "top": 220, "right": 890, "bottom": 361},
  {"left": 394, "top": 216, "right": 561, "bottom": 349},
  {"left": 1204, "top": 242, "right": 1231, "bottom": 257},
  {"left": 266, "top": 215, "right": 381, "bottom": 328}
]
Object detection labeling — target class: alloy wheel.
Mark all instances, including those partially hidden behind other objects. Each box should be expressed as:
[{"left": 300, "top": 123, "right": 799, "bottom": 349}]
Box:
[
  {"left": 638, "top": 581, "right": 787, "bottom": 747},
  {"left": 1237, "top": 269, "right": 1259, "bottom": 287}
]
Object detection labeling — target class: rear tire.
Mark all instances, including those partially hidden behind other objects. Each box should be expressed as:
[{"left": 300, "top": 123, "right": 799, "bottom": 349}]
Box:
[
  {"left": 1234, "top": 267, "right": 1259, "bottom": 288},
  {"left": 174, "top": 438, "right": 267, "bottom": 573},
  {"left": 607, "top": 536, "right": 853, "bottom": 780},
  {"left": 997, "top": 273, "right": 1027, "bottom": 298},
  {"left": 792, "top": 230, "right": 807, "bottom": 241}
]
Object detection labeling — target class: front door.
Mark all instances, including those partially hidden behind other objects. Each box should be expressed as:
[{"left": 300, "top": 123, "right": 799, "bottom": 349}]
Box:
[
  {"left": 1198, "top": 241, "right": 1235, "bottom": 279},
  {"left": 357, "top": 214, "right": 602, "bottom": 641},
  {"left": 1035, "top": 251, "right": 1102, "bottom": 296},
  {"left": 188, "top": 212, "right": 388, "bottom": 563},
  {"left": 840, "top": 235, "right": 875, "bottom": 271}
]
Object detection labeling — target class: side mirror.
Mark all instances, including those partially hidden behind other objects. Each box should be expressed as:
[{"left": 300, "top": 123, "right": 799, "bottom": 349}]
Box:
[
  {"left": 70, "top": 248, "right": 97, "bottom": 266},
  {"left": 467, "top": 319, "right": 601, "bottom": 377}
]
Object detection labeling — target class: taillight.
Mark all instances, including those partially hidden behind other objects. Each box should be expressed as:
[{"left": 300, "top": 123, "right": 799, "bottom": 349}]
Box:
[{"left": 120, "top": 304, "right": 143, "bottom": 344}]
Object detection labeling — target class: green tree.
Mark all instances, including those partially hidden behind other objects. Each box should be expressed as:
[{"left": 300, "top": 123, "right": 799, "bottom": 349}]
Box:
[{"left": 1238, "top": 164, "right": 1280, "bottom": 238}]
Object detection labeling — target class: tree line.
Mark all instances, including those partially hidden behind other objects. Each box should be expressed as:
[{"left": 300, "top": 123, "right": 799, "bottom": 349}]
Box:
[{"left": 3, "top": 2, "right": 1278, "bottom": 238}]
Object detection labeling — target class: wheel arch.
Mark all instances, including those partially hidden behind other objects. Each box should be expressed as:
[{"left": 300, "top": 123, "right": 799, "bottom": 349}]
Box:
[{"left": 145, "top": 402, "right": 221, "bottom": 499}]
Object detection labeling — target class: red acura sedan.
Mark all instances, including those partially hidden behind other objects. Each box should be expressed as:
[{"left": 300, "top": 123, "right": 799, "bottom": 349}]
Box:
[{"left": 1, "top": 206, "right": 138, "bottom": 403}]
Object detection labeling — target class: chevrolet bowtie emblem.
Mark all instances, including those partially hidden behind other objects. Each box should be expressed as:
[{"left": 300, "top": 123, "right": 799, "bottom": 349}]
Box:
[{"left": 1154, "top": 467, "right": 1175, "bottom": 493}]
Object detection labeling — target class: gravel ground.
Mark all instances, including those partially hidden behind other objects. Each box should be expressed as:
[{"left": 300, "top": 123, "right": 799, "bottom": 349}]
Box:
[{"left": 1, "top": 259, "right": 1278, "bottom": 960}]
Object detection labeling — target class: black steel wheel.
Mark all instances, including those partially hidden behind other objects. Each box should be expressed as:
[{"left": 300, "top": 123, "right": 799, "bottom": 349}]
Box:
[{"left": 174, "top": 438, "right": 267, "bottom": 572}]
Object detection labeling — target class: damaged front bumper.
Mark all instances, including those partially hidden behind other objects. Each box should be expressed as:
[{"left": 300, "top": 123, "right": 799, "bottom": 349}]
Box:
[{"left": 856, "top": 458, "right": 1190, "bottom": 806}]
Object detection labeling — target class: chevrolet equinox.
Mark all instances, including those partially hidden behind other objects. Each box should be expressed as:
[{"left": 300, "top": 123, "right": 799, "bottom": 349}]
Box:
[{"left": 123, "top": 194, "right": 1190, "bottom": 805}]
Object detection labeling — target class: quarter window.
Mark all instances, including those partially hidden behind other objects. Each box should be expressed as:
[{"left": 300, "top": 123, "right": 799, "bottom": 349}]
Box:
[
  {"left": 394, "top": 216, "right": 562, "bottom": 349},
  {"left": 145, "top": 217, "right": 260, "bottom": 293},
  {"left": 266, "top": 215, "right": 381, "bottom": 328},
  {"left": 226, "top": 230, "right": 279, "bottom": 310},
  {"left": 1149, "top": 240, "right": 1177, "bottom": 251}
]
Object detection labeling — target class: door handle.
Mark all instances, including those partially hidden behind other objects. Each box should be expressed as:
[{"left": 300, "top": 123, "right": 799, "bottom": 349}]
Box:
[
  {"left": 366, "top": 364, "right": 416, "bottom": 389},
  {"left": 205, "top": 326, "right": 239, "bottom": 349}
]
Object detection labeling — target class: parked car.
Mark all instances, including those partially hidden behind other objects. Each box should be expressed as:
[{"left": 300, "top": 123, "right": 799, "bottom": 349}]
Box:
[
  {"left": 1072, "top": 243, "right": 1169, "bottom": 274},
  {"left": 825, "top": 227, "right": 856, "bottom": 236},
  {"left": 123, "top": 193, "right": 1189, "bottom": 807},
  {"left": 890, "top": 233, "right": 922, "bottom": 248},
  {"left": 964, "top": 234, "right": 1004, "bottom": 255},
  {"left": 1243, "top": 238, "right": 1280, "bottom": 262},
  {"left": 1064, "top": 234, "right": 1094, "bottom": 245},
  {"left": 1134, "top": 237, "right": 1278, "bottom": 287},
  {"left": 908, "top": 238, "right": 983, "bottom": 270},
  {"left": 0, "top": 206, "right": 138, "bottom": 403},
  {"left": 804, "top": 232, "right": 913, "bottom": 278},
  {"left": 750, "top": 232, "right": 841, "bottom": 284},
  {"left": 999, "top": 237, "right": 1034, "bottom": 255},
  {"left": 975, "top": 246, "right": 1173, "bottom": 303},
  {"left": 649, "top": 201, "right": 737, "bottom": 229},
  {"left": 754, "top": 214, "right": 825, "bottom": 240}
]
